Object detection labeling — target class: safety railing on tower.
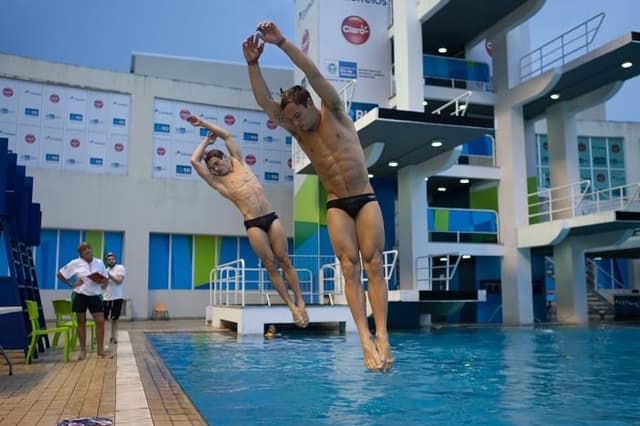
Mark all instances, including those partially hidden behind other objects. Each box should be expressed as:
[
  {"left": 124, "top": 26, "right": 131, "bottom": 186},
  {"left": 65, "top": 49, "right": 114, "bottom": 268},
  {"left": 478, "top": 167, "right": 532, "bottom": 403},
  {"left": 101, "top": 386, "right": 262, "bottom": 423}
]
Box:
[
  {"left": 319, "top": 249, "right": 399, "bottom": 305},
  {"left": 528, "top": 180, "right": 640, "bottom": 224},
  {"left": 520, "top": 12, "right": 605, "bottom": 82},
  {"left": 415, "top": 254, "right": 462, "bottom": 291},
  {"left": 431, "top": 91, "right": 472, "bottom": 117}
]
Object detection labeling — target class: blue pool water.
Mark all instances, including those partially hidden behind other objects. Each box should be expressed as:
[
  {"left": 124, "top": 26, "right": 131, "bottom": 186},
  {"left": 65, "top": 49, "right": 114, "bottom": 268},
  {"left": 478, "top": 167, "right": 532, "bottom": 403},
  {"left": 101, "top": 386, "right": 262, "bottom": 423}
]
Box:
[{"left": 147, "top": 325, "right": 640, "bottom": 425}]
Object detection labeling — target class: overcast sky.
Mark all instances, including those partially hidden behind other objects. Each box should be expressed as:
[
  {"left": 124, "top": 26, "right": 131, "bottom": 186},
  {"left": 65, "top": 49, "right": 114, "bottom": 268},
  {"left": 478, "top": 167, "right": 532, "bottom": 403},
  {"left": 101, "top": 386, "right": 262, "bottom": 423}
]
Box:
[{"left": 0, "top": 0, "right": 637, "bottom": 121}]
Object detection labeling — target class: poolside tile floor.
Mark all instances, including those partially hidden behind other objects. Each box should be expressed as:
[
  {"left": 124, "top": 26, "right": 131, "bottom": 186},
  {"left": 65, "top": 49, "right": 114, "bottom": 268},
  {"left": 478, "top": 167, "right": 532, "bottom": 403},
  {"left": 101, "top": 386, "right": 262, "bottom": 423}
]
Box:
[{"left": 0, "top": 319, "right": 211, "bottom": 425}]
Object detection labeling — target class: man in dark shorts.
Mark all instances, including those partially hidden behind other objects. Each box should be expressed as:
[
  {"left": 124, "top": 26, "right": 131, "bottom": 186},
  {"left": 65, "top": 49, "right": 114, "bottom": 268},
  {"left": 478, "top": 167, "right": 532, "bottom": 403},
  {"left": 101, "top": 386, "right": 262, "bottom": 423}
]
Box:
[
  {"left": 103, "top": 251, "right": 126, "bottom": 345},
  {"left": 57, "top": 242, "right": 108, "bottom": 360}
]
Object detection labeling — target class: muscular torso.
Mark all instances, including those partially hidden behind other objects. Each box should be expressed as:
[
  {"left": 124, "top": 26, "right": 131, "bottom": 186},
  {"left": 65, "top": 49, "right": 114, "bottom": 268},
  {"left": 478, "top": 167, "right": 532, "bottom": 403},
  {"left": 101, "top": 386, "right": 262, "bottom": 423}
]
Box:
[
  {"left": 210, "top": 158, "right": 273, "bottom": 220},
  {"left": 296, "top": 106, "right": 372, "bottom": 200}
]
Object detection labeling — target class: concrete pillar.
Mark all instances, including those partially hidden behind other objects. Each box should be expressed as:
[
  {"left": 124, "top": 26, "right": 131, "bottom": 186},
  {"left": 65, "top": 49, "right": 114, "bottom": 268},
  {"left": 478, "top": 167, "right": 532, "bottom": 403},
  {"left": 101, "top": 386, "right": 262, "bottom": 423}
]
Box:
[
  {"left": 553, "top": 237, "right": 588, "bottom": 323},
  {"left": 124, "top": 226, "right": 149, "bottom": 320},
  {"left": 546, "top": 103, "right": 580, "bottom": 219},
  {"left": 392, "top": 0, "right": 424, "bottom": 112},
  {"left": 554, "top": 229, "right": 632, "bottom": 323},
  {"left": 493, "top": 32, "right": 534, "bottom": 325},
  {"left": 397, "top": 165, "right": 428, "bottom": 291}
]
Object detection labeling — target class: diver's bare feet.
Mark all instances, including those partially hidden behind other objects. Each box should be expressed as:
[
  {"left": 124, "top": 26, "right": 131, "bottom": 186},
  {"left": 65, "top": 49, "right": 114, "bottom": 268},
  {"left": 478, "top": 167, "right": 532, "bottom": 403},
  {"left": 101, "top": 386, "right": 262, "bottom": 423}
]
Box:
[
  {"left": 362, "top": 337, "right": 384, "bottom": 371},
  {"left": 298, "top": 304, "right": 309, "bottom": 327},
  {"left": 289, "top": 305, "right": 309, "bottom": 328},
  {"left": 375, "top": 334, "right": 394, "bottom": 372}
]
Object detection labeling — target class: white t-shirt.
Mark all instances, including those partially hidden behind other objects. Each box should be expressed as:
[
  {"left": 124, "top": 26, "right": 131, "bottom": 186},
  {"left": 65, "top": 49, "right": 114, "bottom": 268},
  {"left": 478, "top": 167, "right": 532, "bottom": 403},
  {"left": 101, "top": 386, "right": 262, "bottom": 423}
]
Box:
[
  {"left": 104, "top": 264, "right": 126, "bottom": 301},
  {"left": 58, "top": 257, "right": 107, "bottom": 296}
]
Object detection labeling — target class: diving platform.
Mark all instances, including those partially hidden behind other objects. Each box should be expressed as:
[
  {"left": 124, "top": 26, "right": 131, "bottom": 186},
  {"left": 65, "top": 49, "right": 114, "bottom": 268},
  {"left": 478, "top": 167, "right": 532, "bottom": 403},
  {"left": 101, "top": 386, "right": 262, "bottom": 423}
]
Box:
[{"left": 205, "top": 304, "right": 356, "bottom": 335}]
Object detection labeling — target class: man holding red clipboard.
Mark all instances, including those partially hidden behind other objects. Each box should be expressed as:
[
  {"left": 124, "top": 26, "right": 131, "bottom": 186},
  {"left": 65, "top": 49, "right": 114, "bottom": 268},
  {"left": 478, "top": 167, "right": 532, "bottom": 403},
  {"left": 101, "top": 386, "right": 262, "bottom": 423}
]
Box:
[{"left": 57, "top": 242, "right": 109, "bottom": 360}]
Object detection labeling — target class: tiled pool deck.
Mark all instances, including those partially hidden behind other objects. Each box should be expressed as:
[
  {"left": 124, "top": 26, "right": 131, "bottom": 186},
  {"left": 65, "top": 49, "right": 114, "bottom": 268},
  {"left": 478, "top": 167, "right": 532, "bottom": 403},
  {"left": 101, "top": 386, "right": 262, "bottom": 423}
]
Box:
[{"left": 0, "top": 319, "right": 212, "bottom": 426}]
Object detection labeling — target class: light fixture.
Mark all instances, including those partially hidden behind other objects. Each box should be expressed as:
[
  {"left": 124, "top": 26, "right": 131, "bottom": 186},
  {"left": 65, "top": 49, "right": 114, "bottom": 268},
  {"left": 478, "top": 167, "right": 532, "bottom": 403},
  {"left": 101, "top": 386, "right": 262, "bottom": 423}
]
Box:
[
  {"left": 423, "top": 100, "right": 428, "bottom": 106},
  {"left": 593, "top": 256, "right": 602, "bottom": 261},
  {"left": 368, "top": 173, "right": 374, "bottom": 178},
  {"left": 437, "top": 187, "right": 446, "bottom": 192},
  {"left": 462, "top": 255, "right": 471, "bottom": 259},
  {"left": 424, "top": 177, "right": 429, "bottom": 181},
  {"left": 458, "top": 105, "right": 467, "bottom": 110},
  {"left": 550, "top": 93, "right": 560, "bottom": 100},
  {"left": 438, "top": 47, "right": 447, "bottom": 54},
  {"left": 439, "top": 257, "right": 448, "bottom": 262},
  {"left": 388, "top": 161, "right": 399, "bottom": 167},
  {"left": 621, "top": 61, "right": 633, "bottom": 69},
  {"left": 460, "top": 178, "right": 470, "bottom": 184},
  {"left": 431, "top": 140, "right": 443, "bottom": 147}
]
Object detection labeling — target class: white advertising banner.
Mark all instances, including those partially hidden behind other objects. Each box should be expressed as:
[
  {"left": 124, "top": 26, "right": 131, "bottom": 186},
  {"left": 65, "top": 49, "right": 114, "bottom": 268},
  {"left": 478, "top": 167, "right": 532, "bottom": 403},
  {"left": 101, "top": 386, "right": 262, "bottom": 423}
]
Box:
[
  {"left": 292, "top": 0, "right": 390, "bottom": 171},
  {"left": 67, "top": 89, "right": 88, "bottom": 131},
  {"left": 107, "top": 134, "right": 128, "bottom": 174},
  {"left": 43, "top": 86, "right": 66, "bottom": 129},
  {"left": 87, "top": 132, "right": 108, "bottom": 173},
  {"left": 294, "top": 0, "right": 391, "bottom": 105},
  {"left": 0, "top": 78, "right": 130, "bottom": 175},
  {"left": 62, "top": 129, "right": 86, "bottom": 172},
  {"left": 40, "top": 127, "right": 64, "bottom": 169},
  {"left": 17, "top": 125, "right": 40, "bottom": 167},
  {"left": 87, "top": 90, "right": 109, "bottom": 133},
  {"left": 0, "top": 78, "right": 20, "bottom": 124},
  {"left": 152, "top": 98, "right": 293, "bottom": 187}
]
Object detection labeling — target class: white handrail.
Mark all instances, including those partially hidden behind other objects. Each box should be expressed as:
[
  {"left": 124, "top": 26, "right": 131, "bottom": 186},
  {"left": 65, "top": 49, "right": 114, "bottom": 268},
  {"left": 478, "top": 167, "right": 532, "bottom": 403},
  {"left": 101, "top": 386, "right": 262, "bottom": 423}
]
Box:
[
  {"left": 529, "top": 181, "right": 640, "bottom": 223},
  {"left": 339, "top": 79, "right": 357, "bottom": 114},
  {"left": 415, "top": 253, "right": 461, "bottom": 291},
  {"left": 528, "top": 180, "right": 591, "bottom": 222},
  {"left": 431, "top": 91, "right": 472, "bottom": 117},
  {"left": 520, "top": 12, "right": 605, "bottom": 81}
]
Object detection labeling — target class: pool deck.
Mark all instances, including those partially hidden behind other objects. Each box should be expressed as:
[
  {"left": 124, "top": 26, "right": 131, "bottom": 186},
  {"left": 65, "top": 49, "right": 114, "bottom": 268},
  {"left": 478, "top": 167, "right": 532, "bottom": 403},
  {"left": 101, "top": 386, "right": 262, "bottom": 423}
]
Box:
[{"left": 0, "top": 319, "right": 213, "bottom": 426}]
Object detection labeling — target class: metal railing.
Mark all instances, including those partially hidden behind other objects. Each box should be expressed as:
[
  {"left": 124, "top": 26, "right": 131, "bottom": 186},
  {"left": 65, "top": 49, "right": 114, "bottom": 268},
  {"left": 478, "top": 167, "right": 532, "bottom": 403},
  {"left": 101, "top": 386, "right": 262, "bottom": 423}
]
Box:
[
  {"left": 586, "top": 257, "right": 626, "bottom": 290},
  {"left": 319, "top": 249, "right": 399, "bottom": 304},
  {"left": 431, "top": 91, "right": 472, "bottom": 117},
  {"left": 528, "top": 180, "right": 591, "bottom": 223},
  {"left": 415, "top": 254, "right": 461, "bottom": 291},
  {"left": 520, "top": 12, "right": 605, "bottom": 81},
  {"left": 210, "top": 259, "right": 245, "bottom": 306},
  {"left": 529, "top": 180, "right": 640, "bottom": 223},
  {"left": 580, "top": 183, "right": 640, "bottom": 215}
]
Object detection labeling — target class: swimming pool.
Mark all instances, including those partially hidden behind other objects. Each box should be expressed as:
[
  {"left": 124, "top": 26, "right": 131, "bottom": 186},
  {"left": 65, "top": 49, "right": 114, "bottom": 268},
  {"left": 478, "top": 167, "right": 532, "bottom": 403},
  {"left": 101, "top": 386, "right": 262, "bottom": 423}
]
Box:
[{"left": 147, "top": 325, "right": 640, "bottom": 425}]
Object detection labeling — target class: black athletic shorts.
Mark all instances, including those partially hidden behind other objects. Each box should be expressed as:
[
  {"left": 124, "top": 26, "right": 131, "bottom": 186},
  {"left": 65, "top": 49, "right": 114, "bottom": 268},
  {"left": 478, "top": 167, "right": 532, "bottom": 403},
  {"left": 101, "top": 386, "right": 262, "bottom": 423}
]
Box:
[
  {"left": 104, "top": 299, "right": 123, "bottom": 320},
  {"left": 72, "top": 293, "right": 104, "bottom": 314}
]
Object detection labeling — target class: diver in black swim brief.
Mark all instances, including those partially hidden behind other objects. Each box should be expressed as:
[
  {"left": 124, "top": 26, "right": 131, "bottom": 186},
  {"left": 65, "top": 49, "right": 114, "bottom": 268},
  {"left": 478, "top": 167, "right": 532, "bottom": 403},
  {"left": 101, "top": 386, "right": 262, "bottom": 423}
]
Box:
[
  {"left": 326, "top": 193, "right": 377, "bottom": 219},
  {"left": 244, "top": 211, "right": 278, "bottom": 232}
]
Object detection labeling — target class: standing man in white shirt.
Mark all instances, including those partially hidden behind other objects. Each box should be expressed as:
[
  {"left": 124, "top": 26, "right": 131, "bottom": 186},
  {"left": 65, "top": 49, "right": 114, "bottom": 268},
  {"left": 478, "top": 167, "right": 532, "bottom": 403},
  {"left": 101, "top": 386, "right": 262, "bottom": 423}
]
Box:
[
  {"left": 103, "top": 251, "right": 126, "bottom": 345},
  {"left": 57, "top": 242, "right": 108, "bottom": 360}
]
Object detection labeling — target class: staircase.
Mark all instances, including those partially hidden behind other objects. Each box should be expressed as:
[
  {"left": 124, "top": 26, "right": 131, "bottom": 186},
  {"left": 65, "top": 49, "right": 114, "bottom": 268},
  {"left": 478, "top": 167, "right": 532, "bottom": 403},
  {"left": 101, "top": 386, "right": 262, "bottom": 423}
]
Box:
[
  {"left": 585, "top": 259, "right": 615, "bottom": 319},
  {"left": 545, "top": 256, "right": 616, "bottom": 319}
]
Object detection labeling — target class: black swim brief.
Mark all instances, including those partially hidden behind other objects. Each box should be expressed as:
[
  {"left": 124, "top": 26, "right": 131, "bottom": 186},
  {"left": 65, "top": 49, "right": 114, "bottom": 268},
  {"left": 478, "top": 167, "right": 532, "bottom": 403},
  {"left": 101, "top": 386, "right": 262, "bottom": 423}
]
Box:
[
  {"left": 244, "top": 211, "right": 278, "bottom": 232},
  {"left": 326, "top": 193, "right": 377, "bottom": 219}
]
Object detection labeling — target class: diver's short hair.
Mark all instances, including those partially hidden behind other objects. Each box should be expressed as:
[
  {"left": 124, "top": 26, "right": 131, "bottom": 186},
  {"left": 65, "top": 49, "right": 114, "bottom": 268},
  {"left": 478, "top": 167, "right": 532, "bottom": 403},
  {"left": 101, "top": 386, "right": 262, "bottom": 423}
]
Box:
[
  {"left": 280, "top": 85, "right": 311, "bottom": 110},
  {"left": 204, "top": 149, "right": 225, "bottom": 163}
]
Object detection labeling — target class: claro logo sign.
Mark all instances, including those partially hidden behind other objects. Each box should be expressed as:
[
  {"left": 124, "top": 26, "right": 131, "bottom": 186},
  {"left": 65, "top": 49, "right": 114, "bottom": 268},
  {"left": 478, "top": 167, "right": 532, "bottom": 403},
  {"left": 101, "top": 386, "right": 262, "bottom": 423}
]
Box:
[{"left": 341, "top": 16, "right": 370, "bottom": 45}]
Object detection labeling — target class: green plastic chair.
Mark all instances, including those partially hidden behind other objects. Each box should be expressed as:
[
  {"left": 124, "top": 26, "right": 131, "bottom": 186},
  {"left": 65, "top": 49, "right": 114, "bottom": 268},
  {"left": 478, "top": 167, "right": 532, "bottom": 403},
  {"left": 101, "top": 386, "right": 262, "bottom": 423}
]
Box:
[
  {"left": 25, "top": 300, "right": 71, "bottom": 364},
  {"left": 52, "top": 297, "right": 96, "bottom": 351}
]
